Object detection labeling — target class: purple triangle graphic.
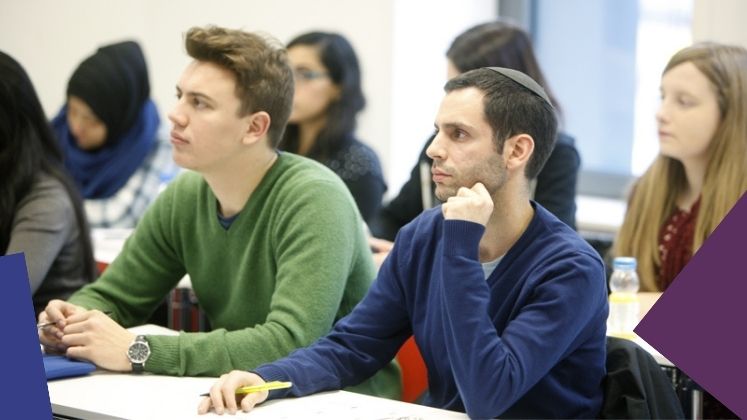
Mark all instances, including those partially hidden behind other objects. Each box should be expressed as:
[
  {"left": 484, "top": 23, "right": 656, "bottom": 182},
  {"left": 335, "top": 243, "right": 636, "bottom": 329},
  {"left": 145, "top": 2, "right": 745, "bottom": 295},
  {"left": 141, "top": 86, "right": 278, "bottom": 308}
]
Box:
[{"left": 636, "top": 192, "right": 747, "bottom": 418}]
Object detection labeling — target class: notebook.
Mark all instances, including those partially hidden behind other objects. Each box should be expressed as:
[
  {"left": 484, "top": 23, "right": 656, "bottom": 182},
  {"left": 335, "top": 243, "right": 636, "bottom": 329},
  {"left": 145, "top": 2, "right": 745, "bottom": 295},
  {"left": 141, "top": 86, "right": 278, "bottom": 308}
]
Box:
[{"left": 43, "top": 354, "right": 96, "bottom": 380}]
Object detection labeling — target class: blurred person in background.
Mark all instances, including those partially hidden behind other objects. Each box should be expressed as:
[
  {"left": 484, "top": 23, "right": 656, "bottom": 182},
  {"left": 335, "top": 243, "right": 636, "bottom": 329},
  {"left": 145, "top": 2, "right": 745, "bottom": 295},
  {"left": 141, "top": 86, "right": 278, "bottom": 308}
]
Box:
[
  {"left": 52, "top": 40, "right": 178, "bottom": 228},
  {"left": 280, "top": 31, "right": 386, "bottom": 225},
  {"left": 1, "top": 50, "right": 95, "bottom": 315},
  {"left": 371, "top": 20, "right": 580, "bottom": 259},
  {"left": 613, "top": 42, "right": 746, "bottom": 420}
]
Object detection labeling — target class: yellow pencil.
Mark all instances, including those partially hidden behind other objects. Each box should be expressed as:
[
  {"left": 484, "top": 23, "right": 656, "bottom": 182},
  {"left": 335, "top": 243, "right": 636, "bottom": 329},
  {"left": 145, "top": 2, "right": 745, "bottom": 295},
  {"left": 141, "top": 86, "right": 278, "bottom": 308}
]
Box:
[
  {"left": 236, "top": 381, "right": 293, "bottom": 395},
  {"left": 200, "top": 381, "right": 292, "bottom": 397}
]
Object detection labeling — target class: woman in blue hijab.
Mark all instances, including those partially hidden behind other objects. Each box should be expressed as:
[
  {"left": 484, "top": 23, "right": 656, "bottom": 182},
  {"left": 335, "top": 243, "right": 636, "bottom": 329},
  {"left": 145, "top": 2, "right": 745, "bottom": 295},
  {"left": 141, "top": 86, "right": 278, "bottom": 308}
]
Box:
[{"left": 52, "top": 41, "right": 177, "bottom": 228}]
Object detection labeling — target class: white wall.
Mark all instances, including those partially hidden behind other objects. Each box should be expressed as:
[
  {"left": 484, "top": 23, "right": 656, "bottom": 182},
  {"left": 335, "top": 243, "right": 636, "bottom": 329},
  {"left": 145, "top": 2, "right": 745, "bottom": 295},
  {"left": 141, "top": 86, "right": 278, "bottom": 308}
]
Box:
[
  {"left": 0, "top": 1, "right": 394, "bottom": 178},
  {"left": 692, "top": 0, "right": 747, "bottom": 47},
  {"left": 3, "top": 1, "right": 746, "bottom": 197},
  {"left": 391, "top": 0, "right": 497, "bottom": 193},
  {"left": 0, "top": 0, "right": 495, "bottom": 198}
]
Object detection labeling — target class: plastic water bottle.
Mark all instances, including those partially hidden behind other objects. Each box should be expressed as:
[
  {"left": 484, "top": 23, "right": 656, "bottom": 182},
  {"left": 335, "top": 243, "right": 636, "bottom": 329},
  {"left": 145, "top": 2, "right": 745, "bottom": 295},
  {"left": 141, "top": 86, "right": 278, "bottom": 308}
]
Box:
[{"left": 608, "top": 257, "right": 640, "bottom": 339}]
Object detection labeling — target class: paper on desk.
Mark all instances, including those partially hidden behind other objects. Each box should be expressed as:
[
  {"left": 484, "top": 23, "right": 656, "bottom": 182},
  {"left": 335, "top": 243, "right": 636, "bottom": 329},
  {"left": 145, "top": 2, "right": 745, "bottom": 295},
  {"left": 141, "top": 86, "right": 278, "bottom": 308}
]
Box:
[{"left": 249, "top": 391, "right": 467, "bottom": 419}]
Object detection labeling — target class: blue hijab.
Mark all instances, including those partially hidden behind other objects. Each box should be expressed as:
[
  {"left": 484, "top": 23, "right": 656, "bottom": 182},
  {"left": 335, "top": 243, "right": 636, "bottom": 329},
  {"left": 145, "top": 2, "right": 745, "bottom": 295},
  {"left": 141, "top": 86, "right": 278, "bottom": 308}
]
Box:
[
  {"left": 53, "top": 40, "right": 159, "bottom": 199},
  {"left": 53, "top": 100, "right": 159, "bottom": 199}
]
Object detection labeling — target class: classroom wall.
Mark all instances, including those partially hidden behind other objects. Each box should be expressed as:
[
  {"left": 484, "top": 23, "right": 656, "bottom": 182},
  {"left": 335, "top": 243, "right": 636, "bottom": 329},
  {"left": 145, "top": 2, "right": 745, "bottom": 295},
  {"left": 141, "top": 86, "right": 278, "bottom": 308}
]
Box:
[
  {"left": 5, "top": 1, "right": 739, "bottom": 197},
  {"left": 0, "top": 0, "right": 495, "bottom": 197},
  {"left": 692, "top": 0, "right": 747, "bottom": 47}
]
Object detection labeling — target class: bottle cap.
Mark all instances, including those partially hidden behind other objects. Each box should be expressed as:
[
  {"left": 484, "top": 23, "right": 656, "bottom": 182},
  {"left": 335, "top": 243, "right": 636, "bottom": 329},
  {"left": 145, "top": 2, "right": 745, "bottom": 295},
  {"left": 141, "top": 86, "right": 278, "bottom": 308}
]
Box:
[{"left": 613, "top": 256, "right": 637, "bottom": 270}]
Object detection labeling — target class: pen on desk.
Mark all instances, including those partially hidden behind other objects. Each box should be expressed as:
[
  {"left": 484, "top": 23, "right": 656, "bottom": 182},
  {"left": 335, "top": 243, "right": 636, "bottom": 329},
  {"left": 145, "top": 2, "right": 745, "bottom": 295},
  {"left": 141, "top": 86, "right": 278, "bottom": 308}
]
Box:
[
  {"left": 200, "top": 381, "right": 292, "bottom": 397},
  {"left": 37, "top": 310, "right": 113, "bottom": 329}
]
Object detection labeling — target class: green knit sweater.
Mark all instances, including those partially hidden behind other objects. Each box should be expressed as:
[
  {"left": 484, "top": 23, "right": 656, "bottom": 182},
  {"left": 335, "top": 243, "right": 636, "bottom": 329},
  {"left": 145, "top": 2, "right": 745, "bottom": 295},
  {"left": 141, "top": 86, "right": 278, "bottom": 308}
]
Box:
[{"left": 69, "top": 153, "right": 401, "bottom": 398}]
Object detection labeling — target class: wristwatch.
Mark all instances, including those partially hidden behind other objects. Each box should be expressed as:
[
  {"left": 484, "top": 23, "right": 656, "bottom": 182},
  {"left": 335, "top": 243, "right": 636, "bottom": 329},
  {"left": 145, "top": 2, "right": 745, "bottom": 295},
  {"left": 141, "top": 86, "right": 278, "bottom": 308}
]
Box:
[{"left": 127, "top": 335, "right": 151, "bottom": 373}]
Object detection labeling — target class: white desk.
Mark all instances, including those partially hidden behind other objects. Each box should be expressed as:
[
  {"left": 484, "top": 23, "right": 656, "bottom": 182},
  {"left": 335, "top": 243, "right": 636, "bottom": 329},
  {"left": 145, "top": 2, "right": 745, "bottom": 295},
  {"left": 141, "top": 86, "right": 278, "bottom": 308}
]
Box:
[
  {"left": 92, "top": 228, "right": 133, "bottom": 267},
  {"left": 633, "top": 292, "right": 672, "bottom": 367},
  {"left": 607, "top": 292, "right": 672, "bottom": 366},
  {"left": 49, "top": 378, "right": 466, "bottom": 420},
  {"left": 576, "top": 195, "right": 626, "bottom": 236},
  {"left": 601, "top": 292, "right": 672, "bottom": 366},
  {"left": 47, "top": 325, "right": 466, "bottom": 419}
]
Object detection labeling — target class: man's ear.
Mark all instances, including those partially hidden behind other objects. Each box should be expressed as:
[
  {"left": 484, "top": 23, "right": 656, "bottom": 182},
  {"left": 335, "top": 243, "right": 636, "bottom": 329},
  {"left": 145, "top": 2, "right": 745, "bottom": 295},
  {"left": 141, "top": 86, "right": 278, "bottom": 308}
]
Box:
[
  {"left": 242, "top": 111, "right": 271, "bottom": 145},
  {"left": 503, "top": 133, "right": 534, "bottom": 172}
]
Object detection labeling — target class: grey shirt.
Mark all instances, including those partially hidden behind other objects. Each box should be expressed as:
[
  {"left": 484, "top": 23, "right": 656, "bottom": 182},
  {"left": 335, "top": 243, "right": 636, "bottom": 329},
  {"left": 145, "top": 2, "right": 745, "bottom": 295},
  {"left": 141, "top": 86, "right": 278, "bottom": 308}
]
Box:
[
  {"left": 481, "top": 255, "right": 504, "bottom": 279},
  {"left": 6, "top": 173, "right": 91, "bottom": 314}
]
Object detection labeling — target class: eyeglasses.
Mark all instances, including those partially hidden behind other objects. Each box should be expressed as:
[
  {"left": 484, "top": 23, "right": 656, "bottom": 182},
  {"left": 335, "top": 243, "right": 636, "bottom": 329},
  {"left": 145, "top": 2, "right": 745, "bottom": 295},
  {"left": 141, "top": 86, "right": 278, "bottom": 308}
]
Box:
[{"left": 293, "top": 68, "right": 329, "bottom": 82}]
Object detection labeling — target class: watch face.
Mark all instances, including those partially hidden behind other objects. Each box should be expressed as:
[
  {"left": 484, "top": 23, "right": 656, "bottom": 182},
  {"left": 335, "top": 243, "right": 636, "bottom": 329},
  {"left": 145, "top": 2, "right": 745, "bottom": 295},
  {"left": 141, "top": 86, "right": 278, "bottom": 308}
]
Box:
[{"left": 128, "top": 342, "right": 150, "bottom": 363}]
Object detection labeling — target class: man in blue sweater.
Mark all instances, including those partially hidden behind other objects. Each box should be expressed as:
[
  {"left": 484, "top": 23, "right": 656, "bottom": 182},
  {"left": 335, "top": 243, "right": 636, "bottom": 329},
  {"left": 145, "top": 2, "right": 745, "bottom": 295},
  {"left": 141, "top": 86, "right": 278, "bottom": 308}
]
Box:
[{"left": 198, "top": 67, "right": 608, "bottom": 418}]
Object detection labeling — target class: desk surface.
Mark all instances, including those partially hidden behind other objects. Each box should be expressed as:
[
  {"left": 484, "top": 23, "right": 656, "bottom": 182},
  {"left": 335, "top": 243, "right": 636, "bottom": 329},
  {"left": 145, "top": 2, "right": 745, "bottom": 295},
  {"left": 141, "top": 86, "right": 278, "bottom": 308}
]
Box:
[
  {"left": 92, "top": 228, "right": 133, "bottom": 265},
  {"left": 49, "top": 376, "right": 466, "bottom": 420},
  {"left": 633, "top": 292, "right": 672, "bottom": 366},
  {"left": 47, "top": 325, "right": 465, "bottom": 419},
  {"left": 48, "top": 293, "right": 672, "bottom": 419},
  {"left": 576, "top": 195, "right": 626, "bottom": 236}
]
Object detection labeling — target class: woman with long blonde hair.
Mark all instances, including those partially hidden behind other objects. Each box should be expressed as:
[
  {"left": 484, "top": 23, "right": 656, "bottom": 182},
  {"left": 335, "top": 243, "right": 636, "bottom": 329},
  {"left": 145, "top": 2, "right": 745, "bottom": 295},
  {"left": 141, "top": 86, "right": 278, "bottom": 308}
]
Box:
[
  {"left": 614, "top": 42, "right": 747, "bottom": 293},
  {"left": 615, "top": 41, "right": 746, "bottom": 420}
]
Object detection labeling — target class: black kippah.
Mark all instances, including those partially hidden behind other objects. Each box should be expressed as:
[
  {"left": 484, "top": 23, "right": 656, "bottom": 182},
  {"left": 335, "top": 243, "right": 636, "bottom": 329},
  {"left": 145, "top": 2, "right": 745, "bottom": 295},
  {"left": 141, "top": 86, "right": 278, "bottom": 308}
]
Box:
[{"left": 486, "top": 67, "right": 553, "bottom": 108}]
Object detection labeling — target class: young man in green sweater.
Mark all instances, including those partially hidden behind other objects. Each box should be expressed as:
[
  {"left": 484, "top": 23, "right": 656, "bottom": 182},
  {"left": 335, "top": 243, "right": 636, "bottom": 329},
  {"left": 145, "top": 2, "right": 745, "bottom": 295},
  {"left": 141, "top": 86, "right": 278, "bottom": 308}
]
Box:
[{"left": 37, "top": 25, "right": 400, "bottom": 398}]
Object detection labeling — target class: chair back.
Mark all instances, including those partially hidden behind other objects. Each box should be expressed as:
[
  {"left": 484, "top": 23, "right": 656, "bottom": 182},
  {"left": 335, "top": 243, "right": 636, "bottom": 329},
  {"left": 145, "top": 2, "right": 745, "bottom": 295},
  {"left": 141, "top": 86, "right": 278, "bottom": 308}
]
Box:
[{"left": 395, "top": 336, "right": 428, "bottom": 403}]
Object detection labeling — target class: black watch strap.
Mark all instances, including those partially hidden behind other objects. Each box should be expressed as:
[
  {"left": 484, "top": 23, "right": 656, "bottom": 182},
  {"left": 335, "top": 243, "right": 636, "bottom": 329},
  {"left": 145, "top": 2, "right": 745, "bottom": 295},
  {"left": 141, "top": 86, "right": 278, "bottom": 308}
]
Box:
[{"left": 132, "top": 362, "right": 145, "bottom": 372}]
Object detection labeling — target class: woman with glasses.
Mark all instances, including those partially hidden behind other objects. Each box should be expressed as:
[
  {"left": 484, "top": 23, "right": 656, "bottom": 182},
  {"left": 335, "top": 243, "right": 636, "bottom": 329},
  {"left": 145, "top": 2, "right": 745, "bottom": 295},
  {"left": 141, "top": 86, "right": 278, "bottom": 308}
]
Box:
[{"left": 280, "top": 32, "right": 386, "bottom": 224}]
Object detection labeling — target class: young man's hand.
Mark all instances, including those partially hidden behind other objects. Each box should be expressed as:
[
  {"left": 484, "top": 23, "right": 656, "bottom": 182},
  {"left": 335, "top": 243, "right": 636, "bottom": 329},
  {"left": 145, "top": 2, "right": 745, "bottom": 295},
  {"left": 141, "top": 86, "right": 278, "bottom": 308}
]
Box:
[
  {"left": 198, "top": 370, "right": 268, "bottom": 415},
  {"left": 59, "top": 310, "right": 135, "bottom": 372},
  {"left": 441, "top": 182, "right": 494, "bottom": 226},
  {"left": 38, "top": 299, "right": 86, "bottom": 353}
]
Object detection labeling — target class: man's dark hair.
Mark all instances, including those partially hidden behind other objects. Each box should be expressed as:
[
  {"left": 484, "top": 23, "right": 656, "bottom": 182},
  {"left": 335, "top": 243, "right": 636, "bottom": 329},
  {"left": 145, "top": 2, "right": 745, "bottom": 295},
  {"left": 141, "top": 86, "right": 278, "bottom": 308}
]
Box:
[{"left": 444, "top": 67, "right": 557, "bottom": 179}]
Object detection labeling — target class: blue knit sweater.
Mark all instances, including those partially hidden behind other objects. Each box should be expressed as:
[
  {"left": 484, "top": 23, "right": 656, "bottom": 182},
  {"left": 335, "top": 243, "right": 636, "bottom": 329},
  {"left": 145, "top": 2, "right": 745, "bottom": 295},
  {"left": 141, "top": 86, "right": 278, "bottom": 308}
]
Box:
[{"left": 256, "top": 203, "right": 608, "bottom": 418}]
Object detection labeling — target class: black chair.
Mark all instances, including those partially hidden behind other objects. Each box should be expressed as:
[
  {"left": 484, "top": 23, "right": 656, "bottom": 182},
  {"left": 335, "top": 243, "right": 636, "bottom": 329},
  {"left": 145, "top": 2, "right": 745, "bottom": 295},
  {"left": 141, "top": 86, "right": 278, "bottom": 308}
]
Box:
[{"left": 600, "top": 336, "right": 685, "bottom": 419}]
